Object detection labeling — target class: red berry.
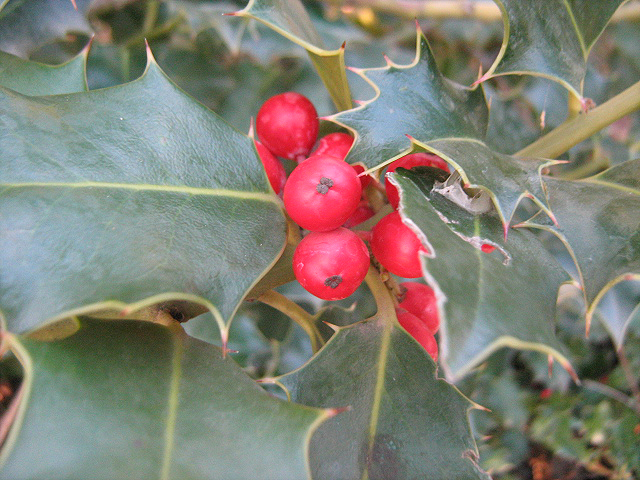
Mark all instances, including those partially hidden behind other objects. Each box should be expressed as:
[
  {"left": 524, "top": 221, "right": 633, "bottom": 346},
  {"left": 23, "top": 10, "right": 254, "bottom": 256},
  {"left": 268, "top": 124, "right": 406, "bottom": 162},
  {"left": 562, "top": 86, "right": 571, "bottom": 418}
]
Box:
[
  {"left": 480, "top": 244, "right": 495, "bottom": 254},
  {"left": 396, "top": 308, "right": 438, "bottom": 361},
  {"left": 256, "top": 92, "right": 319, "bottom": 161},
  {"left": 385, "top": 153, "right": 449, "bottom": 209},
  {"left": 310, "top": 132, "right": 354, "bottom": 161},
  {"left": 284, "top": 155, "right": 362, "bottom": 232},
  {"left": 398, "top": 282, "right": 439, "bottom": 334},
  {"left": 293, "top": 228, "right": 370, "bottom": 300},
  {"left": 255, "top": 140, "right": 286, "bottom": 195},
  {"left": 308, "top": 133, "right": 371, "bottom": 188},
  {"left": 342, "top": 201, "right": 375, "bottom": 228},
  {"left": 539, "top": 388, "right": 552, "bottom": 400},
  {"left": 370, "top": 211, "right": 427, "bottom": 278}
]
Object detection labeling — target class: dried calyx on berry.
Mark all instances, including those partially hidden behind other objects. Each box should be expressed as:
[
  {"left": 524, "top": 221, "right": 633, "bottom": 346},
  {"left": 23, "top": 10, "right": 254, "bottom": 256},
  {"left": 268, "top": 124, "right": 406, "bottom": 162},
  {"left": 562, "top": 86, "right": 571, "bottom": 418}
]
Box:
[{"left": 284, "top": 155, "right": 362, "bottom": 232}]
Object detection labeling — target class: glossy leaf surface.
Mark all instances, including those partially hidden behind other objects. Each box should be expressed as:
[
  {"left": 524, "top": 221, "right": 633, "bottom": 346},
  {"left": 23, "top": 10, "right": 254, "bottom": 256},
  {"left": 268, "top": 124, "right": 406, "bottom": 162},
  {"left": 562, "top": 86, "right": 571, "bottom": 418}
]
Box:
[
  {"left": 331, "top": 29, "right": 487, "bottom": 169},
  {"left": 280, "top": 315, "right": 490, "bottom": 480},
  {"left": 0, "top": 56, "right": 286, "bottom": 333},
  {"left": 522, "top": 160, "right": 640, "bottom": 332},
  {"left": 393, "top": 169, "right": 572, "bottom": 381},
  {"left": 330, "top": 28, "right": 554, "bottom": 229},
  {"left": 486, "top": 0, "right": 625, "bottom": 97},
  {"left": 0, "top": 318, "right": 326, "bottom": 479},
  {"left": 0, "top": 49, "right": 87, "bottom": 95}
]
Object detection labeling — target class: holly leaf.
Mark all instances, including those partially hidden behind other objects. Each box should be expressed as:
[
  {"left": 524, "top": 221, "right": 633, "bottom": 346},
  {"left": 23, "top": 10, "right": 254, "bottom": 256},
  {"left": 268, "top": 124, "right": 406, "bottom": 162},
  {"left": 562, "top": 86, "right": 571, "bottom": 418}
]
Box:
[
  {"left": 330, "top": 28, "right": 556, "bottom": 230},
  {"left": 596, "top": 281, "right": 640, "bottom": 349},
  {"left": 331, "top": 29, "right": 487, "bottom": 170},
  {"left": 412, "top": 139, "right": 556, "bottom": 233},
  {"left": 393, "top": 169, "right": 573, "bottom": 381},
  {"left": 0, "top": 47, "right": 87, "bottom": 95},
  {"left": 520, "top": 160, "right": 640, "bottom": 335},
  {"left": 0, "top": 318, "right": 329, "bottom": 479},
  {"left": 279, "top": 315, "right": 490, "bottom": 480},
  {"left": 0, "top": 0, "right": 92, "bottom": 58},
  {"left": 0, "top": 51, "right": 287, "bottom": 335},
  {"left": 484, "top": 0, "right": 625, "bottom": 99},
  {"left": 233, "top": 0, "right": 352, "bottom": 111}
]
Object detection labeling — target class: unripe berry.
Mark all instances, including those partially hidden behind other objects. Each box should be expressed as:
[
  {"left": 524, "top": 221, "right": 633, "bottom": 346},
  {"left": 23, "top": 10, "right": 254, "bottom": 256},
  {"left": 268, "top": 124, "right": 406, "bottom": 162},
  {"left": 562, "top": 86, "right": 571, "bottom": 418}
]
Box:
[
  {"left": 284, "top": 155, "right": 362, "bottom": 232},
  {"left": 398, "top": 282, "right": 439, "bottom": 334},
  {"left": 370, "top": 211, "right": 427, "bottom": 278},
  {"left": 396, "top": 308, "right": 438, "bottom": 361},
  {"left": 293, "top": 228, "right": 370, "bottom": 300},
  {"left": 256, "top": 92, "right": 319, "bottom": 161},
  {"left": 385, "top": 152, "right": 449, "bottom": 208},
  {"left": 255, "top": 140, "right": 286, "bottom": 195}
]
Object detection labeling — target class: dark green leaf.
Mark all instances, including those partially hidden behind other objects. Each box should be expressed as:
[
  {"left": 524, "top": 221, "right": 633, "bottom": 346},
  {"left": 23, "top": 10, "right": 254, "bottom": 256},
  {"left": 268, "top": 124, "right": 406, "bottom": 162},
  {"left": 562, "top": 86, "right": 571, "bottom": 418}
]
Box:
[
  {"left": 393, "top": 169, "right": 572, "bottom": 381},
  {"left": 0, "top": 48, "right": 87, "bottom": 95},
  {"left": 330, "top": 28, "right": 555, "bottom": 229},
  {"left": 0, "top": 0, "right": 91, "bottom": 58},
  {"left": 331, "top": 29, "right": 487, "bottom": 170},
  {"left": 0, "top": 318, "right": 327, "bottom": 479},
  {"left": 280, "top": 315, "right": 490, "bottom": 480},
  {"left": 0, "top": 55, "right": 286, "bottom": 334},
  {"left": 413, "top": 139, "right": 555, "bottom": 229},
  {"left": 522, "top": 160, "right": 640, "bottom": 336},
  {"left": 485, "top": 0, "right": 625, "bottom": 97},
  {"left": 596, "top": 281, "right": 640, "bottom": 349}
]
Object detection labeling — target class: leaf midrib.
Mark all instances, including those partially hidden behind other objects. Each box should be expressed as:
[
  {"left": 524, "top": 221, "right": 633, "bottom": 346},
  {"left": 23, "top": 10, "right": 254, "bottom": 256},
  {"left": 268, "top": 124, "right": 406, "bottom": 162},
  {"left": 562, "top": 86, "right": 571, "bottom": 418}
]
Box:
[
  {"left": 562, "top": 0, "right": 588, "bottom": 59},
  {"left": 160, "top": 327, "right": 183, "bottom": 480},
  {"left": 584, "top": 178, "right": 640, "bottom": 196},
  {"left": 362, "top": 321, "right": 392, "bottom": 480},
  {"left": 1, "top": 181, "right": 279, "bottom": 202}
]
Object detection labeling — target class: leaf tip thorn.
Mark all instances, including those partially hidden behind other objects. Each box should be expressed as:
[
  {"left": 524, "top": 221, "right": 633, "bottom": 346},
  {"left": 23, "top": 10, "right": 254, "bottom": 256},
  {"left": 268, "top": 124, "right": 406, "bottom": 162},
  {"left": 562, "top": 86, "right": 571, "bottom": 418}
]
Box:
[
  {"left": 326, "top": 405, "right": 351, "bottom": 418},
  {"left": 472, "top": 72, "right": 490, "bottom": 87},
  {"left": 322, "top": 321, "right": 340, "bottom": 332}
]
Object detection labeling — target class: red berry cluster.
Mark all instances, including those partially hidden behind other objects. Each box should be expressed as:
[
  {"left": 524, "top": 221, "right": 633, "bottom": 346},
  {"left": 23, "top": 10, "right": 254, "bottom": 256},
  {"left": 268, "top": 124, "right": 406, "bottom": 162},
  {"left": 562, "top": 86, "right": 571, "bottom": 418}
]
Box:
[{"left": 254, "top": 92, "right": 447, "bottom": 361}]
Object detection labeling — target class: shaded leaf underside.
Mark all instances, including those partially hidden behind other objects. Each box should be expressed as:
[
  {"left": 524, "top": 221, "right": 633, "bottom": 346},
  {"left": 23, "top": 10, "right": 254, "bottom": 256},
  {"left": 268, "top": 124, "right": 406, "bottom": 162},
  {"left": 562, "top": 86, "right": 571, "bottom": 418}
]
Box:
[
  {"left": 0, "top": 318, "right": 326, "bottom": 479},
  {"left": 0, "top": 0, "right": 92, "bottom": 58}
]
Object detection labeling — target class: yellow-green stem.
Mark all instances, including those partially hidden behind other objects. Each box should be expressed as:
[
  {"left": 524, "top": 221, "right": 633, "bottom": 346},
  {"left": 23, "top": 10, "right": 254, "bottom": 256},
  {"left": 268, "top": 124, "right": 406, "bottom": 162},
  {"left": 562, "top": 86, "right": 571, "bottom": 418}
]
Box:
[
  {"left": 326, "top": 0, "right": 640, "bottom": 23},
  {"left": 517, "top": 80, "right": 640, "bottom": 159},
  {"left": 257, "top": 290, "right": 323, "bottom": 352},
  {"left": 363, "top": 266, "right": 397, "bottom": 323},
  {"left": 567, "top": 90, "right": 582, "bottom": 120}
]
